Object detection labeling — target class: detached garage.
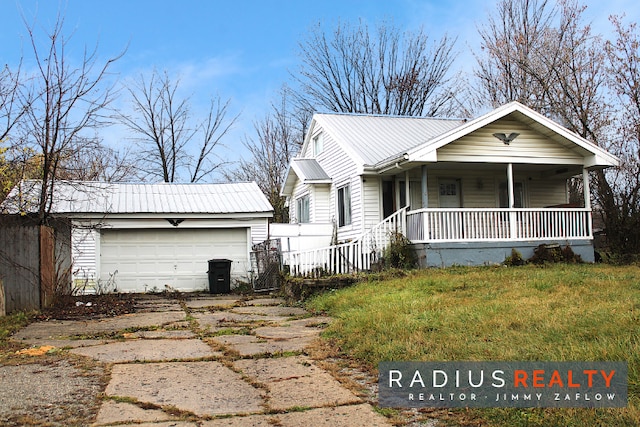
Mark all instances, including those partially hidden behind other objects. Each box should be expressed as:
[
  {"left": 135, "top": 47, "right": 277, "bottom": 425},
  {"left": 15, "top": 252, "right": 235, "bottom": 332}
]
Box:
[{"left": 4, "top": 180, "right": 273, "bottom": 293}]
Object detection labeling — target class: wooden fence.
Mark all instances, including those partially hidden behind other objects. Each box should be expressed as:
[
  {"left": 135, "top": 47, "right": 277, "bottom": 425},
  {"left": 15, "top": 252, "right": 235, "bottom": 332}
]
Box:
[{"left": 0, "top": 215, "right": 71, "bottom": 313}]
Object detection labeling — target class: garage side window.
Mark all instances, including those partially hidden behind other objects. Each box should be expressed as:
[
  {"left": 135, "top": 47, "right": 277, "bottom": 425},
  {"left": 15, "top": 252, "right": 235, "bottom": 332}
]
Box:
[
  {"left": 296, "top": 195, "right": 310, "bottom": 223},
  {"left": 337, "top": 185, "right": 351, "bottom": 227}
]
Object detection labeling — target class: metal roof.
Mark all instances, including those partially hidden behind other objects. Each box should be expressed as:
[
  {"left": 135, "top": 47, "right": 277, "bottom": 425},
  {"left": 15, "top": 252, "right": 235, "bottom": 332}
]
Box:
[
  {"left": 312, "top": 113, "right": 465, "bottom": 166},
  {"left": 291, "top": 159, "right": 331, "bottom": 181},
  {"left": 281, "top": 159, "right": 331, "bottom": 196},
  {"left": 1, "top": 180, "right": 273, "bottom": 216}
]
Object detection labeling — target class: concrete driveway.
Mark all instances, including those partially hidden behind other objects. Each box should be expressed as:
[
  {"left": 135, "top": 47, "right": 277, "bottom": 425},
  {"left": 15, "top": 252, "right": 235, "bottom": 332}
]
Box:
[{"left": 9, "top": 295, "right": 392, "bottom": 426}]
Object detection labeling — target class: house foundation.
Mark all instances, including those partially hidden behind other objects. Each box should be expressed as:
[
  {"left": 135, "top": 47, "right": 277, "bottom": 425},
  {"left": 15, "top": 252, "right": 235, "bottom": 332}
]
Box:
[{"left": 412, "top": 240, "right": 595, "bottom": 268}]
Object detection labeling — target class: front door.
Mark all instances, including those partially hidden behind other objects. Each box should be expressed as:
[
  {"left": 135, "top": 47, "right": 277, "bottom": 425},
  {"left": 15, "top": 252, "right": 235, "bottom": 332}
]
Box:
[
  {"left": 439, "top": 179, "right": 461, "bottom": 208},
  {"left": 438, "top": 179, "right": 462, "bottom": 239}
]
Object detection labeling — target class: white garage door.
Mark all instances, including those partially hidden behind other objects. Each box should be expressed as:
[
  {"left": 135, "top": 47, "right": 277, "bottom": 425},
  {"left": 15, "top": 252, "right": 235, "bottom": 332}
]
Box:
[{"left": 100, "top": 228, "right": 248, "bottom": 293}]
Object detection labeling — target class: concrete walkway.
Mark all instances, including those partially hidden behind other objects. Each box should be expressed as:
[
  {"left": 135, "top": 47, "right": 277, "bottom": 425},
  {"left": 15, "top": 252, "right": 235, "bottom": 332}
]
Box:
[{"left": 12, "top": 295, "right": 392, "bottom": 426}]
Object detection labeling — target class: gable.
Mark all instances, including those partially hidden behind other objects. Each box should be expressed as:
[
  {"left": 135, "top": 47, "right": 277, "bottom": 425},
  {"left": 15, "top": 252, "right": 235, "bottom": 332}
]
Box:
[
  {"left": 437, "top": 116, "right": 585, "bottom": 165},
  {"left": 405, "top": 102, "right": 619, "bottom": 170}
]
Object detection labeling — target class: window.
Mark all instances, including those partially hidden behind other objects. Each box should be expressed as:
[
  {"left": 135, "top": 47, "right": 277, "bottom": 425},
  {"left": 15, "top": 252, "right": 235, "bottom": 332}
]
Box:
[
  {"left": 296, "top": 195, "right": 310, "bottom": 223},
  {"left": 313, "top": 133, "right": 323, "bottom": 156},
  {"left": 337, "top": 185, "right": 351, "bottom": 227},
  {"left": 499, "top": 182, "right": 524, "bottom": 208}
]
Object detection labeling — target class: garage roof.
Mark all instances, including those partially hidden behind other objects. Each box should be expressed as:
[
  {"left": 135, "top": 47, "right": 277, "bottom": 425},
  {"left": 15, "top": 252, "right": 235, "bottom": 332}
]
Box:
[{"left": 2, "top": 180, "right": 273, "bottom": 216}]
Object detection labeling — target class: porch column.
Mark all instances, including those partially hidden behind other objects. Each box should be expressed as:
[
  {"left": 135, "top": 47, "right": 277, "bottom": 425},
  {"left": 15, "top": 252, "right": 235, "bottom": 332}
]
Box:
[
  {"left": 405, "top": 171, "right": 410, "bottom": 209},
  {"left": 583, "top": 167, "right": 593, "bottom": 237},
  {"left": 582, "top": 167, "right": 591, "bottom": 210},
  {"left": 421, "top": 165, "right": 428, "bottom": 208},
  {"left": 507, "top": 163, "right": 515, "bottom": 208},
  {"left": 507, "top": 163, "right": 516, "bottom": 239}
]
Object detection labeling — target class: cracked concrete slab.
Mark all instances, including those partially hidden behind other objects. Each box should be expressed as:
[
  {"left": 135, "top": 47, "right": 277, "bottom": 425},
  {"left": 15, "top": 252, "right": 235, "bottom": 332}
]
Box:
[
  {"left": 199, "top": 414, "right": 277, "bottom": 426},
  {"left": 100, "top": 422, "right": 197, "bottom": 427},
  {"left": 234, "top": 355, "right": 324, "bottom": 381},
  {"left": 277, "top": 403, "right": 392, "bottom": 426},
  {"left": 285, "top": 316, "right": 333, "bottom": 327},
  {"left": 13, "top": 311, "right": 187, "bottom": 342},
  {"left": 212, "top": 334, "right": 315, "bottom": 357},
  {"left": 234, "top": 356, "right": 360, "bottom": 411},
  {"left": 267, "top": 374, "right": 361, "bottom": 411},
  {"left": 123, "top": 329, "right": 195, "bottom": 339},
  {"left": 93, "top": 401, "right": 176, "bottom": 425},
  {"left": 134, "top": 298, "right": 184, "bottom": 312},
  {"left": 242, "top": 297, "right": 285, "bottom": 306},
  {"left": 106, "top": 361, "right": 265, "bottom": 417},
  {"left": 8, "top": 295, "right": 396, "bottom": 427},
  {"left": 230, "top": 305, "right": 308, "bottom": 317},
  {"left": 70, "top": 338, "right": 221, "bottom": 363},
  {"left": 192, "top": 311, "right": 282, "bottom": 330},
  {"left": 184, "top": 297, "right": 241, "bottom": 310},
  {"left": 253, "top": 324, "right": 323, "bottom": 340}
]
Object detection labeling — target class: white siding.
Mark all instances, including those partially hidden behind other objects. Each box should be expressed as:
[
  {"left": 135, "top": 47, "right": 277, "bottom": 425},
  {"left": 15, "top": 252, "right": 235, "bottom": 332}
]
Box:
[
  {"left": 71, "top": 223, "right": 99, "bottom": 291},
  {"left": 362, "top": 176, "right": 382, "bottom": 229},
  {"left": 313, "top": 184, "right": 331, "bottom": 223},
  {"left": 250, "top": 221, "right": 269, "bottom": 244},
  {"left": 313, "top": 129, "right": 362, "bottom": 242},
  {"left": 529, "top": 179, "right": 568, "bottom": 207}
]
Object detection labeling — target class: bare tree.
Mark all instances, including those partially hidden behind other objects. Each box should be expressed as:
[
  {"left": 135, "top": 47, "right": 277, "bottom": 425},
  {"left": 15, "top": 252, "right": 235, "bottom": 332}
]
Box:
[
  {"left": 474, "top": 0, "right": 640, "bottom": 257},
  {"left": 120, "top": 69, "right": 237, "bottom": 183},
  {"left": 16, "top": 13, "right": 123, "bottom": 223},
  {"left": 601, "top": 16, "right": 640, "bottom": 256},
  {"left": 475, "top": 0, "right": 557, "bottom": 109},
  {"left": 291, "top": 20, "right": 460, "bottom": 117},
  {"left": 225, "top": 89, "right": 305, "bottom": 222},
  {"left": 0, "top": 63, "right": 26, "bottom": 143},
  {"left": 54, "top": 137, "right": 136, "bottom": 182},
  {"left": 0, "top": 59, "right": 31, "bottom": 201}
]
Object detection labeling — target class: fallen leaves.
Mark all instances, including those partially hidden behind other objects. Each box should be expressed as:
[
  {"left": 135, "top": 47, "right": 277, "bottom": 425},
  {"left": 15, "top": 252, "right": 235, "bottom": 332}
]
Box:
[{"left": 16, "top": 345, "right": 56, "bottom": 356}]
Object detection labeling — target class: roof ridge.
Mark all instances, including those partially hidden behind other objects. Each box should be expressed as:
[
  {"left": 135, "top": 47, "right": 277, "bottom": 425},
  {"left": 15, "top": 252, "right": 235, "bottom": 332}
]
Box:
[{"left": 314, "top": 111, "right": 469, "bottom": 121}]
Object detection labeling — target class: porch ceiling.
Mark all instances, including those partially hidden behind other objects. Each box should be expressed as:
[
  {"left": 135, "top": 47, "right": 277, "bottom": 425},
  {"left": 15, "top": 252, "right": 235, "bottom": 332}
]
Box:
[{"left": 374, "top": 161, "right": 583, "bottom": 179}]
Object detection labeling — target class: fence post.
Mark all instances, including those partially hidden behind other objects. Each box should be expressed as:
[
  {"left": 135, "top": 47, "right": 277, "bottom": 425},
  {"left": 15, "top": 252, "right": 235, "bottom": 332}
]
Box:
[
  {"left": 40, "top": 225, "right": 55, "bottom": 308},
  {"left": 0, "top": 278, "right": 5, "bottom": 317}
]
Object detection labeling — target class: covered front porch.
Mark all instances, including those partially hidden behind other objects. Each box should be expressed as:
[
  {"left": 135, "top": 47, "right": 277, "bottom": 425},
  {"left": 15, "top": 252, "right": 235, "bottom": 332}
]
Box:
[
  {"left": 286, "top": 159, "right": 597, "bottom": 275},
  {"left": 285, "top": 205, "right": 595, "bottom": 277}
]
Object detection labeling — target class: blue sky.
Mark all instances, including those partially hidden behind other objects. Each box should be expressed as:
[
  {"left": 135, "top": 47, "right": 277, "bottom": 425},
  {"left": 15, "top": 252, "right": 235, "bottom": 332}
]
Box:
[{"left": 2, "top": 0, "right": 639, "bottom": 178}]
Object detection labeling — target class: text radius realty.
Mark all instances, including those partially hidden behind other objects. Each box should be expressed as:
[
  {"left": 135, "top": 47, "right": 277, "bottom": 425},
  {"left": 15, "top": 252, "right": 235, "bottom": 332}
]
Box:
[{"left": 387, "top": 368, "right": 618, "bottom": 389}]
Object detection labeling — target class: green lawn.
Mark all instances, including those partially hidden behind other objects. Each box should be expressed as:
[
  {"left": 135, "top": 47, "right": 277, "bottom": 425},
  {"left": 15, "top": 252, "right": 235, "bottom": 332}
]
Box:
[{"left": 306, "top": 264, "right": 640, "bottom": 426}]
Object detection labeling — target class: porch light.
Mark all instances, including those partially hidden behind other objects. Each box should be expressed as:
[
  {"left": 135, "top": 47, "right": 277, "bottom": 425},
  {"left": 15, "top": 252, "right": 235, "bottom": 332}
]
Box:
[{"left": 493, "top": 132, "right": 520, "bottom": 145}]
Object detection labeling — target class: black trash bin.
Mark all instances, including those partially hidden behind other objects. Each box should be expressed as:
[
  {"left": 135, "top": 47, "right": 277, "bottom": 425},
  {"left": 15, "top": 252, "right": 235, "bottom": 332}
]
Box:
[{"left": 207, "top": 259, "right": 232, "bottom": 294}]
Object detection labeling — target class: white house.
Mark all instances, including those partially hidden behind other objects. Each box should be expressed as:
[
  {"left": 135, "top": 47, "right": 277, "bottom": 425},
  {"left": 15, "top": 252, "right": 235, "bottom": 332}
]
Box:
[
  {"left": 277, "top": 101, "right": 619, "bottom": 273},
  {"left": 2, "top": 181, "right": 273, "bottom": 293}
]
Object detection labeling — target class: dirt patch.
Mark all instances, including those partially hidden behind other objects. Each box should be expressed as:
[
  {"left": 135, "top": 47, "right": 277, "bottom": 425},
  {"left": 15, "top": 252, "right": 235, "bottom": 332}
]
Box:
[{"left": 34, "top": 293, "right": 138, "bottom": 321}]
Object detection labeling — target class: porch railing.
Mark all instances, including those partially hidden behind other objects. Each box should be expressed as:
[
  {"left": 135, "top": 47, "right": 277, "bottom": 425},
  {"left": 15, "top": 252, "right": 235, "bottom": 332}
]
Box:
[
  {"left": 406, "top": 208, "right": 592, "bottom": 242},
  {"left": 286, "top": 207, "right": 592, "bottom": 276},
  {"left": 287, "top": 207, "right": 407, "bottom": 277}
]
